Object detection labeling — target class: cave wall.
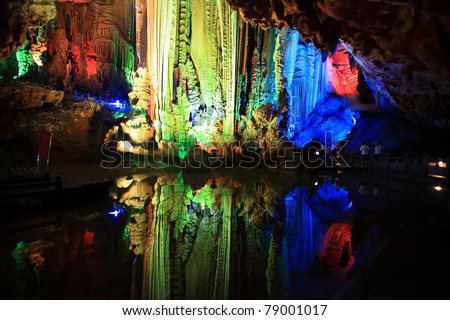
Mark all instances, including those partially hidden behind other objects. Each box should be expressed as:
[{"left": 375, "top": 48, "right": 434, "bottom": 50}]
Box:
[
  {"left": 0, "top": 0, "right": 57, "bottom": 59},
  {"left": 45, "top": 0, "right": 136, "bottom": 97},
  {"left": 0, "top": 0, "right": 136, "bottom": 98}
]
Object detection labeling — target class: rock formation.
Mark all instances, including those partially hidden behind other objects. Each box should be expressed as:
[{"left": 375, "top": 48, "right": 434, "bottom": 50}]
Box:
[
  {"left": 1, "top": 0, "right": 449, "bottom": 164},
  {"left": 0, "top": 82, "right": 64, "bottom": 109},
  {"left": 226, "top": 0, "right": 450, "bottom": 126},
  {"left": 0, "top": 0, "right": 57, "bottom": 59},
  {"left": 0, "top": 0, "right": 135, "bottom": 97}
]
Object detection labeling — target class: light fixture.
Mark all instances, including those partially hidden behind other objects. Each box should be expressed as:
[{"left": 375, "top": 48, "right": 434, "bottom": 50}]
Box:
[
  {"left": 106, "top": 208, "right": 125, "bottom": 217},
  {"left": 434, "top": 186, "right": 443, "bottom": 191}
]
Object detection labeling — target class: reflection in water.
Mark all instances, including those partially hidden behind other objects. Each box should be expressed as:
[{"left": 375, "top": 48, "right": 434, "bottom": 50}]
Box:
[
  {"left": 112, "top": 173, "right": 282, "bottom": 299},
  {"left": 110, "top": 173, "right": 357, "bottom": 299},
  {"left": 11, "top": 240, "right": 53, "bottom": 295},
  {"left": 12, "top": 240, "right": 53, "bottom": 271},
  {"left": 320, "top": 222, "right": 354, "bottom": 280},
  {"left": 1, "top": 171, "right": 449, "bottom": 299}
]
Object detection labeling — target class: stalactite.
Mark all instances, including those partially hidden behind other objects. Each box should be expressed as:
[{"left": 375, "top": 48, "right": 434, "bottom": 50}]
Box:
[
  {"left": 218, "top": 0, "right": 238, "bottom": 141},
  {"left": 274, "top": 31, "right": 287, "bottom": 103},
  {"left": 127, "top": 212, "right": 150, "bottom": 255},
  {"left": 15, "top": 42, "right": 34, "bottom": 78},
  {"left": 285, "top": 33, "right": 329, "bottom": 140},
  {"left": 136, "top": 0, "right": 147, "bottom": 67},
  {"left": 247, "top": 48, "right": 265, "bottom": 118},
  {"left": 185, "top": 60, "right": 202, "bottom": 115},
  {"left": 238, "top": 16, "right": 248, "bottom": 77},
  {"left": 39, "top": 1, "right": 136, "bottom": 95},
  {"left": 262, "top": 29, "right": 278, "bottom": 105},
  {"left": 147, "top": 0, "right": 178, "bottom": 112},
  {"left": 178, "top": 0, "right": 200, "bottom": 115}
]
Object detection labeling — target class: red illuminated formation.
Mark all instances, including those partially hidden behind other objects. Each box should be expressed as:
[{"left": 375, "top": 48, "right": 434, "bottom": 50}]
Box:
[
  {"left": 83, "top": 42, "right": 98, "bottom": 78},
  {"left": 329, "top": 46, "right": 358, "bottom": 96}
]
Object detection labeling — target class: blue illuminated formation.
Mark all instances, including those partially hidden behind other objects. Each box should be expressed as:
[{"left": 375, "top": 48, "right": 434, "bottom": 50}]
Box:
[
  {"left": 293, "top": 94, "right": 355, "bottom": 146},
  {"left": 283, "top": 33, "right": 329, "bottom": 141},
  {"left": 279, "top": 31, "right": 355, "bottom": 146}
]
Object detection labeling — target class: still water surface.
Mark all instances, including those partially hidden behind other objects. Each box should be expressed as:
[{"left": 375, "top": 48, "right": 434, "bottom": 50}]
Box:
[{"left": 1, "top": 170, "right": 449, "bottom": 299}]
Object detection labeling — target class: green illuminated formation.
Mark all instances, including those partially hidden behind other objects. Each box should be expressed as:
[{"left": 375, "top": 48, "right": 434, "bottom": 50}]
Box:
[
  {"left": 31, "top": 27, "right": 48, "bottom": 67},
  {"left": 123, "top": 0, "right": 239, "bottom": 157},
  {"left": 15, "top": 42, "right": 34, "bottom": 78},
  {"left": 114, "top": 37, "right": 136, "bottom": 89},
  {"left": 111, "top": 0, "right": 333, "bottom": 160},
  {"left": 111, "top": 172, "right": 293, "bottom": 299},
  {"left": 274, "top": 32, "right": 287, "bottom": 101}
]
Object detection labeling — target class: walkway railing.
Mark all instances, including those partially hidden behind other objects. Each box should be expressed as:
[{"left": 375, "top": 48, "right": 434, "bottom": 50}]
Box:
[{"left": 350, "top": 155, "right": 449, "bottom": 179}]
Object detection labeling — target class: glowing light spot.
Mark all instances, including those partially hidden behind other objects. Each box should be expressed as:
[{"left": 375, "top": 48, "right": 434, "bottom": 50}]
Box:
[
  {"left": 314, "top": 182, "right": 319, "bottom": 186},
  {"left": 83, "top": 229, "right": 95, "bottom": 248},
  {"left": 106, "top": 208, "right": 124, "bottom": 217},
  {"left": 31, "top": 40, "right": 47, "bottom": 67},
  {"left": 109, "top": 100, "right": 131, "bottom": 112},
  {"left": 434, "top": 186, "right": 443, "bottom": 191},
  {"left": 32, "top": 52, "right": 43, "bottom": 66},
  {"left": 117, "top": 140, "right": 134, "bottom": 153}
]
